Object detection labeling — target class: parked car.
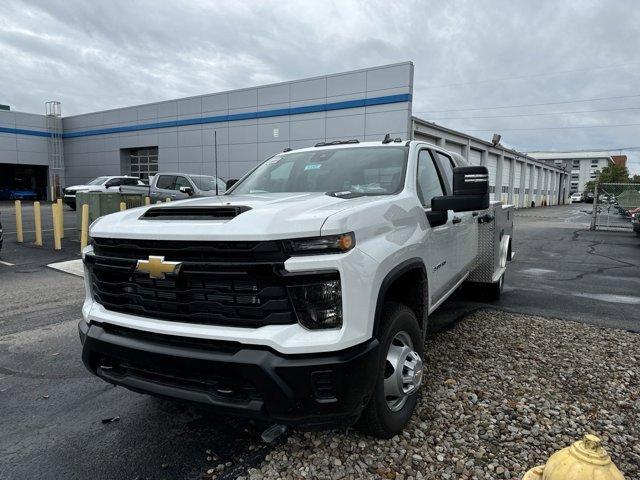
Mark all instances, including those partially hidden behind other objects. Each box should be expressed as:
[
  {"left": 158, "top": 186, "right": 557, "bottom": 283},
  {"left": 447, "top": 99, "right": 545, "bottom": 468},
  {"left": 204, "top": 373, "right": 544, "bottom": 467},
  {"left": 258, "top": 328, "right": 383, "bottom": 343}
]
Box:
[
  {"left": 63, "top": 176, "right": 145, "bottom": 210},
  {"left": 0, "top": 187, "right": 38, "bottom": 201},
  {"left": 570, "top": 193, "right": 582, "bottom": 203},
  {"left": 584, "top": 192, "right": 594, "bottom": 203},
  {"left": 120, "top": 173, "right": 228, "bottom": 201},
  {"left": 629, "top": 209, "right": 640, "bottom": 237},
  {"left": 79, "top": 138, "right": 514, "bottom": 438}
]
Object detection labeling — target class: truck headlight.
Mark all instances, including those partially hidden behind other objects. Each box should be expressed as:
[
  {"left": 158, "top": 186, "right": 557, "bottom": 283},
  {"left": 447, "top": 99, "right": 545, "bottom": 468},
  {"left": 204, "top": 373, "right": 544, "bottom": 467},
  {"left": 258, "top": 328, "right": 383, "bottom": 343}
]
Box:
[
  {"left": 289, "top": 279, "right": 342, "bottom": 329},
  {"left": 284, "top": 232, "right": 355, "bottom": 255}
]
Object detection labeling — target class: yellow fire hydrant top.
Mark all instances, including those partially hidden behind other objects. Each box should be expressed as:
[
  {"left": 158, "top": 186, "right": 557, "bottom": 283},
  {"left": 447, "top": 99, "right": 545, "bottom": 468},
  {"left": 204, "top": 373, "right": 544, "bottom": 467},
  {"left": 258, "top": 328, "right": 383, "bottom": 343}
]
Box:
[{"left": 522, "top": 434, "right": 625, "bottom": 480}]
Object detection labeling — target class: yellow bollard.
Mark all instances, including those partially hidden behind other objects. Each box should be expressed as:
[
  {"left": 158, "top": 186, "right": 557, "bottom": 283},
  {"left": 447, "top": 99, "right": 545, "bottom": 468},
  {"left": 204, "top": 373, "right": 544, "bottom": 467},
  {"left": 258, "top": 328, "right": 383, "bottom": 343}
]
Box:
[
  {"left": 52, "top": 203, "right": 61, "bottom": 251},
  {"left": 80, "top": 204, "right": 90, "bottom": 252},
  {"left": 33, "top": 201, "right": 43, "bottom": 246},
  {"left": 14, "top": 200, "right": 23, "bottom": 243},
  {"left": 156, "top": 200, "right": 162, "bottom": 204},
  {"left": 144, "top": 196, "right": 150, "bottom": 205},
  {"left": 165, "top": 197, "right": 171, "bottom": 202},
  {"left": 56, "top": 198, "right": 64, "bottom": 239},
  {"left": 119, "top": 201, "right": 126, "bottom": 212}
]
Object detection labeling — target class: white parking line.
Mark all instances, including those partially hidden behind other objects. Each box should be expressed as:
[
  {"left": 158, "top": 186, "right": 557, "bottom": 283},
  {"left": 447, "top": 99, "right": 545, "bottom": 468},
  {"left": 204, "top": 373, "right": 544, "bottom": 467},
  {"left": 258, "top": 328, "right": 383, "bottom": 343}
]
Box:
[
  {"left": 0, "top": 260, "right": 15, "bottom": 266},
  {"left": 4, "top": 227, "right": 77, "bottom": 234},
  {"left": 47, "top": 259, "right": 84, "bottom": 277}
]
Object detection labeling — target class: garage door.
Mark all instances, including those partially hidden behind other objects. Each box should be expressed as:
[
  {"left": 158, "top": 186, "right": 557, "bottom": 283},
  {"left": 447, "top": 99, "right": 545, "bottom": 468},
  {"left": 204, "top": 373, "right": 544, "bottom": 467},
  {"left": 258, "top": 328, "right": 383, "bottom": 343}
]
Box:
[
  {"left": 502, "top": 159, "right": 512, "bottom": 202},
  {"left": 523, "top": 164, "right": 530, "bottom": 206},
  {"left": 513, "top": 161, "right": 522, "bottom": 207},
  {"left": 445, "top": 141, "right": 464, "bottom": 156},
  {"left": 468, "top": 149, "right": 482, "bottom": 166},
  {"left": 487, "top": 153, "right": 498, "bottom": 193},
  {"left": 533, "top": 167, "right": 540, "bottom": 204}
]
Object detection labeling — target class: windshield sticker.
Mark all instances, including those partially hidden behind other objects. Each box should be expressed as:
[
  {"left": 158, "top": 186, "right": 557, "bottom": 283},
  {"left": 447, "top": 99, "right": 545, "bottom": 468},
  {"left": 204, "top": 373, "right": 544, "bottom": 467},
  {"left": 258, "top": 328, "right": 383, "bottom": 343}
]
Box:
[{"left": 304, "top": 163, "right": 322, "bottom": 171}]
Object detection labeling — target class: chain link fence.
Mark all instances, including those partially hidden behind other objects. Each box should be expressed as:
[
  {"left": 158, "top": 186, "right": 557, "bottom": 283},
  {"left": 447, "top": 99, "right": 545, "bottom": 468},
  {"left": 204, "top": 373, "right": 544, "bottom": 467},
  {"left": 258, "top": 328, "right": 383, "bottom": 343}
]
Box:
[{"left": 590, "top": 182, "right": 640, "bottom": 231}]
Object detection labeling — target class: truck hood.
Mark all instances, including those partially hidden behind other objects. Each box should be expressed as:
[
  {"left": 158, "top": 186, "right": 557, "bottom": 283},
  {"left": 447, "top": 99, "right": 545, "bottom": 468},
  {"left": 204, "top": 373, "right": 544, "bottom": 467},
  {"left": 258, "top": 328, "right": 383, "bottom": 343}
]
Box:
[
  {"left": 65, "top": 184, "right": 98, "bottom": 192},
  {"left": 90, "top": 192, "right": 375, "bottom": 241}
]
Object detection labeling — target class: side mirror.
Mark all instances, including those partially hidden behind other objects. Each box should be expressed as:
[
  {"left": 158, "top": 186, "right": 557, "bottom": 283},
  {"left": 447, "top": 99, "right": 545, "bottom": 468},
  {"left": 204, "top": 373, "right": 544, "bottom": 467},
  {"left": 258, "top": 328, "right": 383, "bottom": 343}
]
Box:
[
  {"left": 432, "top": 166, "right": 490, "bottom": 212},
  {"left": 179, "top": 186, "right": 193, "bottom": 196},
  {"left": 226, "top": 179, "right": 239, "bottom": 190}
]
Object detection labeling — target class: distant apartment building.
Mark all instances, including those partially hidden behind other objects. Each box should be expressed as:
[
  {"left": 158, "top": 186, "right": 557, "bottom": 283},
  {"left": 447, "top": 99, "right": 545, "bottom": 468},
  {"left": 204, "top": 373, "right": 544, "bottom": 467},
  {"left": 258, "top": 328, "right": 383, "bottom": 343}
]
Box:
[
  {"left": 528, "top": 151, "right": 615, "bottom": 194},
  {"left": 611, "top": 155, "right": 627, "bottom": 167}
]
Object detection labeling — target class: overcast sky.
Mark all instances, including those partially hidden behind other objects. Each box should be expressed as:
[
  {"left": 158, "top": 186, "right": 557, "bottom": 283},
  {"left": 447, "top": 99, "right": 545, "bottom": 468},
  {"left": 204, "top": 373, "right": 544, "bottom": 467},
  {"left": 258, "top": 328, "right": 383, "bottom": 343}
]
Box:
[{"left": 1, "top": 0, "right": 639, "bottom": 173}]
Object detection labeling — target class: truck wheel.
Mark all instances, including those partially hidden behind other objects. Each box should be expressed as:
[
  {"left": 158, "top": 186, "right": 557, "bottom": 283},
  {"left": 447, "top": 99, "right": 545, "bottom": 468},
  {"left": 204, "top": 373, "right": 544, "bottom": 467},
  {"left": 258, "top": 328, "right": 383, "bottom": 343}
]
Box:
[{"left": 357, "top": 302, "right": 424, "bottom": 438}]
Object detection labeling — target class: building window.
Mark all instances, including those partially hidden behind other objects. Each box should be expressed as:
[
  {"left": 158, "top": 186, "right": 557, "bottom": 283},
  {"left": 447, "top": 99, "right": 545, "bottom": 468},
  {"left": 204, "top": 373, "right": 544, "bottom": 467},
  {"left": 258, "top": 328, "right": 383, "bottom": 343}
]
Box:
[
  {"left": 572, "top": 160, "right": 580, "bottom": 168},
  {"left": 514, "top": 187, "right": 520, "bottom": 194},
  {"left": 489, "top": 186, "right": 495, "bottom": 193},
  {"left": 501, "top": 186, "right": 509, "bottom": 193},
  {"left": 126, "top": 147, "right": 158, "bottom": 181}
]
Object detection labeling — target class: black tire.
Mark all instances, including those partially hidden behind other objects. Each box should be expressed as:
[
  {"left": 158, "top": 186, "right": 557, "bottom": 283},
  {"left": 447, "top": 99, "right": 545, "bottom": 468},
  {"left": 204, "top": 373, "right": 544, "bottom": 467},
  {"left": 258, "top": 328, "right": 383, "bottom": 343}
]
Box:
[
  {"left": 481, "top": 272, "right": 504, "bottom": 301},
  {"left": 357, "top": 302, "right": 424, "bottom": 438}
]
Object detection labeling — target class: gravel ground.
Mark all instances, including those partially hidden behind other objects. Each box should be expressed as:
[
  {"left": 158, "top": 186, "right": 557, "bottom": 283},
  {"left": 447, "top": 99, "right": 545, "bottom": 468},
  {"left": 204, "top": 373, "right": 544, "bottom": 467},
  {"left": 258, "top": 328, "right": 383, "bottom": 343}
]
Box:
[{"left": 229, "top": 309, "right": 639, "bottom": 480}]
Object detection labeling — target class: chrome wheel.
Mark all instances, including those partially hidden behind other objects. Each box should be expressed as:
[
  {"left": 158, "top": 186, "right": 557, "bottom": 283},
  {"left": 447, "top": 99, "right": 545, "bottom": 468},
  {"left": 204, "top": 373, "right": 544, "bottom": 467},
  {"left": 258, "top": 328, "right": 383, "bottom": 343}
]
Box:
[{"left": 384, "top": 331, "right": 423, "bottom": 412}]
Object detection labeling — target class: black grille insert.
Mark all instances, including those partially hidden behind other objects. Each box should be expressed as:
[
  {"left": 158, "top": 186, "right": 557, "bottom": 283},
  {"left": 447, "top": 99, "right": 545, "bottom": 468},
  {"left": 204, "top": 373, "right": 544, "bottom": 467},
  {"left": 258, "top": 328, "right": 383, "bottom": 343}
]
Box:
[
  {"left": 89, "top": 259, "right": 296, "bottom": 327},
  {"left": 92, "top": 237, "right": 286, "bottom": 262}
]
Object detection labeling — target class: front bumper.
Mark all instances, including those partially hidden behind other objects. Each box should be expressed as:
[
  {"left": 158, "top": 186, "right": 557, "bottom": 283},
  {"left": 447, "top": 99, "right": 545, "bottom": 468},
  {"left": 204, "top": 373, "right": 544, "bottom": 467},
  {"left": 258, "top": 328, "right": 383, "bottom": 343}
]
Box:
[{"left": 79, "top": 319, "right": 379, "bottom": 427}]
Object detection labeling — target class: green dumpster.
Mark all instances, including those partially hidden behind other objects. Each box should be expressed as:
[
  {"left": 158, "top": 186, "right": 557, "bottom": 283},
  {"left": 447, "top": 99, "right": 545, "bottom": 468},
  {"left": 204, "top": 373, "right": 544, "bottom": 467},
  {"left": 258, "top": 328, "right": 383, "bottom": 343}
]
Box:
[{"left": 76, "top": 192, "right": 132, "bottom": 230}]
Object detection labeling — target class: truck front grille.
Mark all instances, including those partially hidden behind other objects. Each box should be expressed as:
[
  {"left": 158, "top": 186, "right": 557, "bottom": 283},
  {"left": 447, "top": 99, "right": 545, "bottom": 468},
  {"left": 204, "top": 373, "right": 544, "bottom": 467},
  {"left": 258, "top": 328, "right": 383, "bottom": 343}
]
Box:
[{"left": 87, "top": 238, "right": 312, "bottom": 328}]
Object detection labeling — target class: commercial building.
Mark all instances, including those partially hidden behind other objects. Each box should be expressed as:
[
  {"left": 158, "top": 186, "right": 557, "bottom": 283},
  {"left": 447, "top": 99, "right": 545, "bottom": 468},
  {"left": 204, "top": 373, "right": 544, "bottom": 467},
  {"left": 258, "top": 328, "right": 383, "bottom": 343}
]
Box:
[
  {"left": 1, "top": 62, "right": 568, "bottom": 206},
  {"left": 528, "top": 151, "right": 616, "bottom": 194}
]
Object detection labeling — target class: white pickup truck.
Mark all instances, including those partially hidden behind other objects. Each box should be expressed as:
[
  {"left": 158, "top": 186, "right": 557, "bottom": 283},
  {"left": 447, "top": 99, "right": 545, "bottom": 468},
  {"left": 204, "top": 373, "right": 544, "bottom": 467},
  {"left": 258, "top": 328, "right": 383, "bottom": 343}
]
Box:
[
  {"left": 63, "top": 176, "right": 145, "bottom": 210},
  {"left": 79, "top": 138, "right": 513, "bottom": 438}
]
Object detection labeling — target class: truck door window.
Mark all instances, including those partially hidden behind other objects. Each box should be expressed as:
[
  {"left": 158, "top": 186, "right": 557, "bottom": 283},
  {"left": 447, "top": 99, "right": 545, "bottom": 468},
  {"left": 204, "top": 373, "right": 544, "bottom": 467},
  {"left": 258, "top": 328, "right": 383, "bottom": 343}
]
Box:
[
  {"left": 122, "top": 178, "right": 139, "bottom": 186},
  {"left": 435, "top": 152, "right": 455, "bottom": 191},
  {"left": 174, "top": 176, "right": 192, "bottom": 190},
  {"left": 156, "top": 175, "right": 176, "bottom": 189},
  {"left": 417, "top": 150, "right": 445, "bottom": 208},
  {"left": 105, "top": 178, "right": 122, "bottom": 187}
]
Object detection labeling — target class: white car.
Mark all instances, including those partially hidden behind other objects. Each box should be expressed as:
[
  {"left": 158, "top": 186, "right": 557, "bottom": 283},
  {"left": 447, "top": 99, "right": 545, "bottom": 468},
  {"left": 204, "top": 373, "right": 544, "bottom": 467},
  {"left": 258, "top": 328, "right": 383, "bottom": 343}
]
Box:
[
  {"left": 570, "top": 193, "right": 582, "bottom": 203},
  {"left": 63, "top": 176, "right": 145, "bottom": 210},
  {"left": 79, "top": 139, "right": 513, "bottom": 438}
]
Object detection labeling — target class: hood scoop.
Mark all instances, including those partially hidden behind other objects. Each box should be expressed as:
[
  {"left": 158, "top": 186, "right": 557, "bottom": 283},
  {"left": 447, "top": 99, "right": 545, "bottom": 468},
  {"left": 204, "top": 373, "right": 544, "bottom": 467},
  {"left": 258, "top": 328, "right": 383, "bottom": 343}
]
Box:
[{"left": 141, "top": 205, "right": 251, "bottom": 220}]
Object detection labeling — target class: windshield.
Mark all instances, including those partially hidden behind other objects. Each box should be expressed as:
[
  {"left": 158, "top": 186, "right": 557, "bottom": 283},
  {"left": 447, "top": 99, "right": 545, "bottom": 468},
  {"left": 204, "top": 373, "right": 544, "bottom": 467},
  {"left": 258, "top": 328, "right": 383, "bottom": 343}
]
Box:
[
  {"left": 190, "top": 175, "right": 226, "bottom": 192},
  {"left": 87, "top": 176, "right": 109, "bottom": 185},
  {"left": 229, "top": 146, "right": 408, "bottom": 196}
]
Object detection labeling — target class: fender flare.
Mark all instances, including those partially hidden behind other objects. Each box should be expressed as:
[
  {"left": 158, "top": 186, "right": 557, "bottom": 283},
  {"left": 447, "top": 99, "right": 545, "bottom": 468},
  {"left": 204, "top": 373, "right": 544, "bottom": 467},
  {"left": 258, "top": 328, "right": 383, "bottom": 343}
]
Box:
[{"left": 372, "top": 258, "right": 429, "bottom": 337}]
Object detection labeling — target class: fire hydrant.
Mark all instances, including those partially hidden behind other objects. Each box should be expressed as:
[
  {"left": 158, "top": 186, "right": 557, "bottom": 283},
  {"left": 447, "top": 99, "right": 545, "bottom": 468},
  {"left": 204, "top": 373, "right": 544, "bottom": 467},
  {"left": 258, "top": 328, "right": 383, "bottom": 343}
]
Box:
[{"left": 522, "top": 434, "right": 625, "bottom": 479}]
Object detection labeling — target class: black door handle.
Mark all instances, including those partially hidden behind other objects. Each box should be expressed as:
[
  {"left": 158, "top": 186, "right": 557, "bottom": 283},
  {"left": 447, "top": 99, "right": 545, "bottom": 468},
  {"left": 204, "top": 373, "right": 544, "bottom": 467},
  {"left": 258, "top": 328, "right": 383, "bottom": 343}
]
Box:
[{"left": 452, "top": 216, "right": 462, "bottom": 224}]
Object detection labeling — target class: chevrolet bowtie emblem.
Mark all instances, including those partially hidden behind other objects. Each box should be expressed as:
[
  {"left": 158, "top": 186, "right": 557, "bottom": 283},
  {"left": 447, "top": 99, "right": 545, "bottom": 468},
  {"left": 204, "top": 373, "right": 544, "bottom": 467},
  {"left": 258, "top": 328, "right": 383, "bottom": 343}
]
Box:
[{"left": 135, "top": 255, "right": 182, "bottom": 279}]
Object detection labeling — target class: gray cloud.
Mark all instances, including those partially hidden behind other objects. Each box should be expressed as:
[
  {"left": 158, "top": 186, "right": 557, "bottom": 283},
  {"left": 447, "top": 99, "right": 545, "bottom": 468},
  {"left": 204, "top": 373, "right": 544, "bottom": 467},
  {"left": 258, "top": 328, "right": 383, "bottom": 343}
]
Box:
[{"left": 1, "top": 0, "right": 638, "bottom": 173}]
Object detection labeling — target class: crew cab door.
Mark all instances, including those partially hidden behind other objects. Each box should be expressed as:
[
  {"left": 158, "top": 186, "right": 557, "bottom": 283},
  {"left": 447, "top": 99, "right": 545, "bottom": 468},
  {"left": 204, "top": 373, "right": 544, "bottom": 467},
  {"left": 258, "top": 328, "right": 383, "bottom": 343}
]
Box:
[
  {"left": 151, "top": 175, "right": 176, "bottom": 200},
  {"left": 432, "top": 151, "right": 478, "bottom": 274},
  {"left": 173, "top": 175, "right": 195, "bottom": 199},
  {"left": 416, "top": 149, "right": 457, "bottom": 303}
]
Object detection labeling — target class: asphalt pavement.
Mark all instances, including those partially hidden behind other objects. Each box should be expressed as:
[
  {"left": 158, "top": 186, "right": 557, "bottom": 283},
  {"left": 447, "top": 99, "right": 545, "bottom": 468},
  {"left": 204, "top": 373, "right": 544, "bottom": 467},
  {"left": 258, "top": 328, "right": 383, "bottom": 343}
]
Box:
[{"left": 0, "top": 203, "right": 638, "bottom": 479}]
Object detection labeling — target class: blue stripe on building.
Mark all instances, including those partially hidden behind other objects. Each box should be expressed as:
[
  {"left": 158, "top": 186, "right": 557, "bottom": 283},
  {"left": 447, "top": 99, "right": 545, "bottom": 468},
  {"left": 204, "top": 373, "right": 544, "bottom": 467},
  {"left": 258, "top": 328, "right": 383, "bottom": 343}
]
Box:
[{"left": 0, "top": 93, "right": 411, "bottom": 139}]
